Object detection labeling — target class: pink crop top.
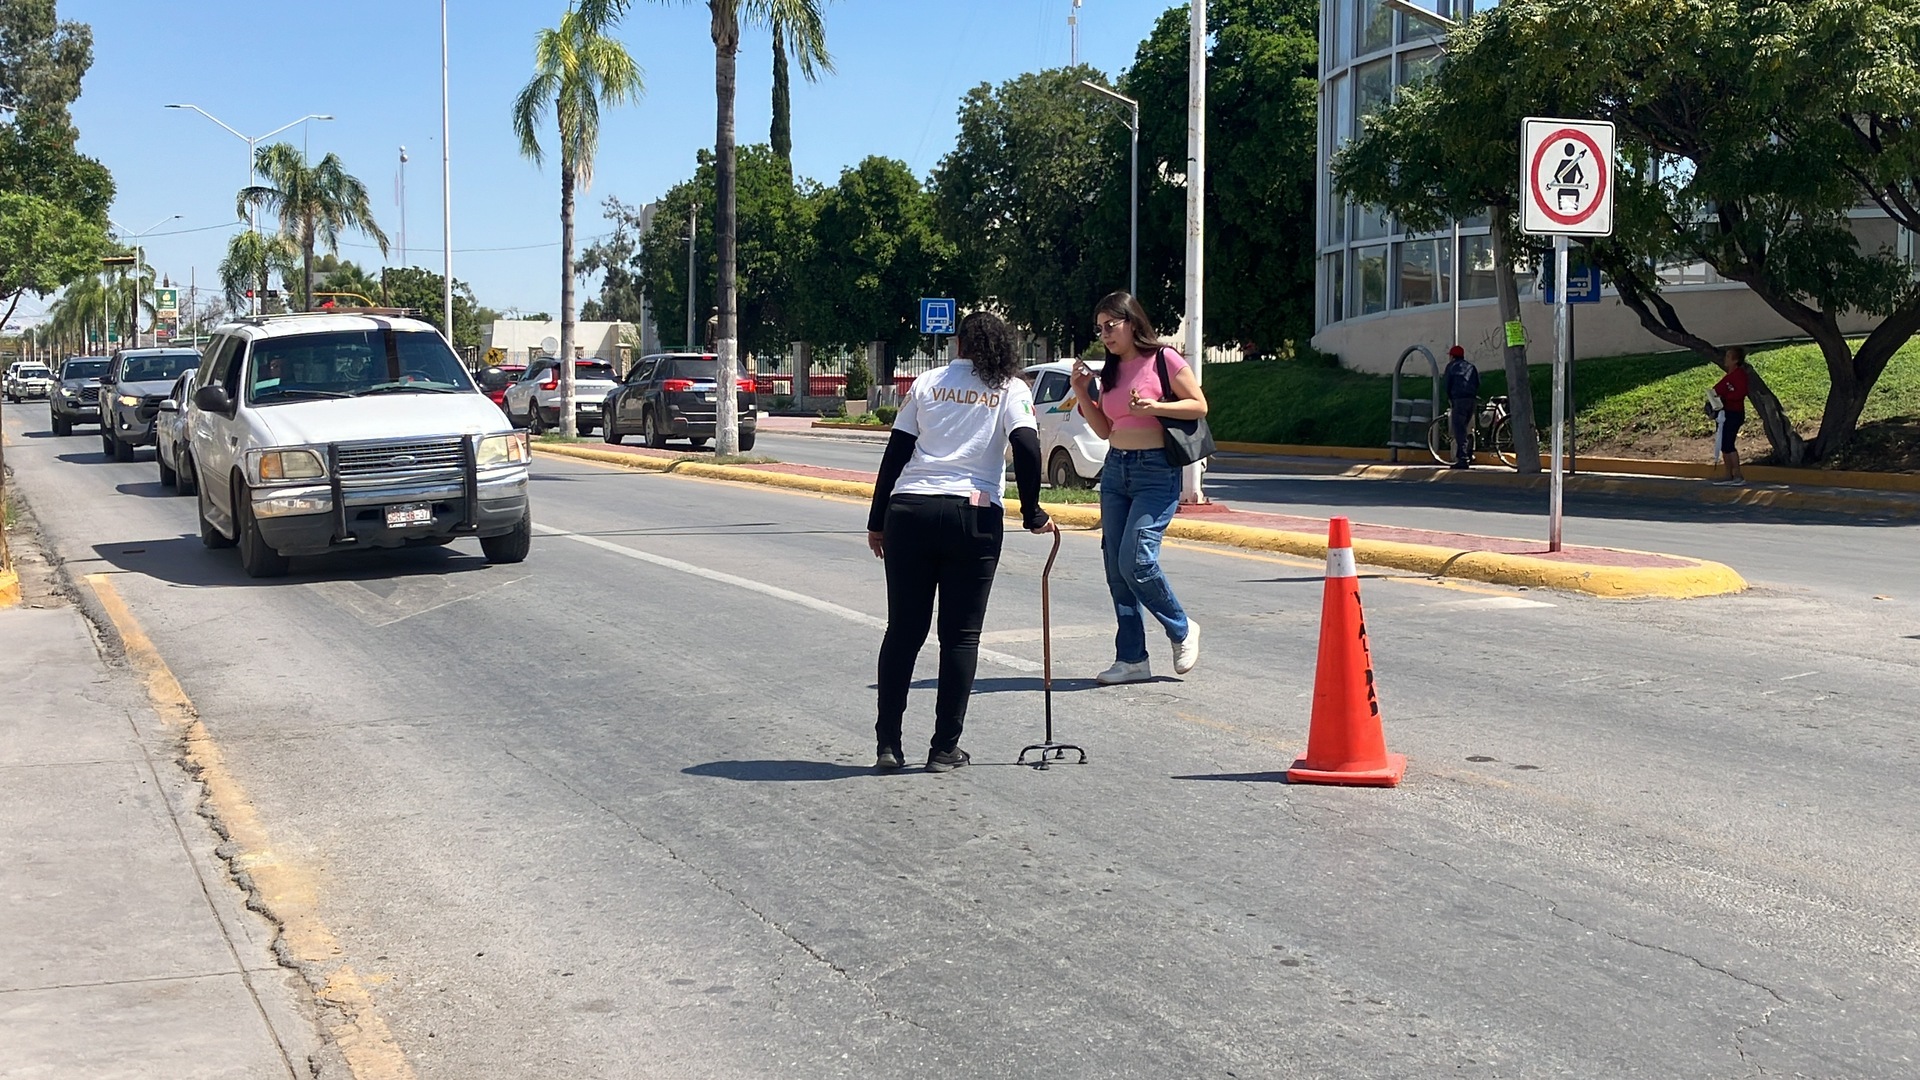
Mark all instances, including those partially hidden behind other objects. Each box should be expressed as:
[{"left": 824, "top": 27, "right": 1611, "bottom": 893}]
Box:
[{"left": 1099, "top": 348, "right": 1190, "bottom": 432}]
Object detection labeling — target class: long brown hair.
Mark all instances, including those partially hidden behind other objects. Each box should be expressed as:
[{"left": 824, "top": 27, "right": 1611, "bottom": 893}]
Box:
[{"left": 1094, "top": 291, "right": 1166, "bottom": 392}]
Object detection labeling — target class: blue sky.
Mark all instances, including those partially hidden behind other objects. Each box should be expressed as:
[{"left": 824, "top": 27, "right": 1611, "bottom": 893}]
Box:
[{"left": 41, "top": 0, "right": 1184, "bottom": 324}]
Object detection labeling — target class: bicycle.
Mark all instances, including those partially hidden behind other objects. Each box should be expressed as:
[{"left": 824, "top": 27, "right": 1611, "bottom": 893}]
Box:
[{"left": 1428, "top": 395, "right": 1520, "bottom": 468}]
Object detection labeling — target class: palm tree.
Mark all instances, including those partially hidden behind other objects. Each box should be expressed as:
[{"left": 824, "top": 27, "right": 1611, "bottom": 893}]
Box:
[
  {"left": 218, "top": 230, "right": 300, "bottom": 312},
  {"left": 512, "top": 0, "right": 645, "bottom": 439},
  {"left": 318, "top": 259, "right": 385, "bottom": 307},
  {"left": 238, "top": 143, "right": 390, "bottom": 314},
  {"left": 698, "top": 0, "right": 830, "bottom": 453}
]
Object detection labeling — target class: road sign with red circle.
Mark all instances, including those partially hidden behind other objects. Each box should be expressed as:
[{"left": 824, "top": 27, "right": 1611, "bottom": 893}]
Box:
[{"left": 1521, "top": 117, "right": 1615, "bottom": 236}]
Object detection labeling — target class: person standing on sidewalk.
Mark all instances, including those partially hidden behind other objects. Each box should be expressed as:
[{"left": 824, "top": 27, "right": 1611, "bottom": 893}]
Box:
[
  {"left": 1707, "top": 346, "right": 1751, "bottom": 485},
  {"left": 867, "top": 311, "right": 1053, "bottom": 773},
  {"left": 1443, "top": 345, "right": 1480, "bottom": 469},
  {"left": 1068, "top": 291, "right": 1208, "bottom": 685}
]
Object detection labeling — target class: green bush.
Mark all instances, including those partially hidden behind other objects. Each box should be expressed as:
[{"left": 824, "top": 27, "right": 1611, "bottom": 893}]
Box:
[
  {"left": 1079, "top": 342, "right": 1107, "bottom": 364},
  {"left": 845, "top": 357, "right": 871, "bottom": 399},
  {"left": 772, "top": 394, "right": 794, "bottom": 410},
  {"left": 873, "top": 404, "right": 899, "bottom": 426}
]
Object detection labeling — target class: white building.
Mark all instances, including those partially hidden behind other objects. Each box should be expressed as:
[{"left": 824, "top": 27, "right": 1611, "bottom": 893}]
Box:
[
  {"left": 1312, "top": 0, "right": 1890, "bottom": 373},
  {"left": 483, "top": 320, "right": 636, "bottom": 367}
]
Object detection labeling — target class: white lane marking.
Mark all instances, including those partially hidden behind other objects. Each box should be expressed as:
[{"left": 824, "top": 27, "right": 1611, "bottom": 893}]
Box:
[
  {"left": 534, "top": 523, "right": 1043, "bottom": 673},
  {"left": 1779, "top": 671, "right": 1819, "bottom": 681},
  {"left": 980, "top": 624, "right": 1104, "bottom": 645},
  {"left": 1428, "top": 596, "right": 1557, "bottom": 610}
]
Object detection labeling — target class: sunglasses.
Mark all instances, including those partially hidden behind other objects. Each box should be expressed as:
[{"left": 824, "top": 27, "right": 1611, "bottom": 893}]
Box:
[{"left": 1096, "top": 318, "right": 1129, "bottom": 335}]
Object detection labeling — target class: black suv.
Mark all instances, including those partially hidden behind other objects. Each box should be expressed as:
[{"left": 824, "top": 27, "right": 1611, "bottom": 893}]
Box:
[
  {"left": 49, "top": 356, "right": 109, "bottom": 435},
  {"left": 602, "top": 353, "right": 757, "bottom": 451},
  {"left": 101, "top": 347, "right": 201, "bottom": 461}
]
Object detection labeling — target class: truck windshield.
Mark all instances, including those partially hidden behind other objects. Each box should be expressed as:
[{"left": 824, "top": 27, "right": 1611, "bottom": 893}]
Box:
[
  {"left": 119, "top": 352, "right": 199, "bottom": 381},
  {"left": 248, "top": 329, "right": 476, "bottom": 405},
  {"left": 61, "top": 359, "right": 108, "bottom": 379}
]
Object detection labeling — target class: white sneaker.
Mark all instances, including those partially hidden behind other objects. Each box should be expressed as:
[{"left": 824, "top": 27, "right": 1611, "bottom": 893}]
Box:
[
  {"left": 1095, "top": 659, "right": 1152, "bottom": 685},
  {"left": 1173, "top": 620, "right": 1201, "bottom": 675}
]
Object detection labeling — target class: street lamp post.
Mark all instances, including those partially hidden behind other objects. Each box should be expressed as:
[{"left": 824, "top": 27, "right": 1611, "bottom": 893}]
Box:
[
  {"left": 1181, "top": 0, "right": 1206, "bottom": 505},
  {"left": 441, "top": 0, "right": 455, "bottom": 346},
  {"left": 164, "top": 105, "right": 334, "bottom": 315},
  {"left": 108, "top": 214, "right": 181, "bottom": 348},
  {"left": 686, "top": 208, "right": 698, "bottom": 350},
  {"left": 1077, "top": 80, "right": 1139, "bottom": 298}
]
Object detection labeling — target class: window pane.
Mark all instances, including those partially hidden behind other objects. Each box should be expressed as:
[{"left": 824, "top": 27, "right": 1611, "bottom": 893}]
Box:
[
  {"left": 1355, "top": 203, "right": 1391, "bottom": 241},
  {"left": 1355, "top": 59, "right": 1392, "bottom": 125},
  {"left": 1462, "top": 235, "right": 1498, "bottom": 300},
  {"left": 1396, "top": 240, "right": 1443, "bottom": 308},
  {"left": 1400, "top": 1, "right": 1447, "bottom": 43},
  {"left": 1325, "top": 252, "right": 1345, "bottom": 326},
  {"left": 1357, "top": 0, "right": 1394, "bottom": 55},
  {"left": 1355, "top": 245, "right": 1389, "bottom": 316},
  {"left": 1400, "top": 47, "right": 1442, "bottom": 87}
]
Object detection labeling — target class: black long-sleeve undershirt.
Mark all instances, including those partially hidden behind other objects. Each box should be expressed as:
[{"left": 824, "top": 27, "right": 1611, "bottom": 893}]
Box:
[{"left": 866, "top": 427, "right": 1050, "bottom": 533}]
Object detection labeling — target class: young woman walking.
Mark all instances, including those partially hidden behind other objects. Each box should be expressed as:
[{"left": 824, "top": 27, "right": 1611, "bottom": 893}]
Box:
[
  {"left": 867, "top": 311, "right": 1054, "bottom": 772},
  {"left": 1068, "top": 291, "right": 1209, "bottom": 684}
]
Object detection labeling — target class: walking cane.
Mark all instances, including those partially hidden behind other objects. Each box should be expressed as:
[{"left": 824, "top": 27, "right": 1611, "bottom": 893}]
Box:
[{"left": 1019, "top": 522, "right": 1085, "bottom": 769}]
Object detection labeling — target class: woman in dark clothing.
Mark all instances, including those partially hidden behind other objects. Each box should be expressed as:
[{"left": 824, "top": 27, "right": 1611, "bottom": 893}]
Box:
[{"left": 867, "top": 311, "right": 1053, "bottom": 772}]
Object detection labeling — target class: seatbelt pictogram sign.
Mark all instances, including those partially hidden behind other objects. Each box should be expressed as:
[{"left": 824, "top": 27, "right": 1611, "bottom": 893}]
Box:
[{"left": 1521, "top": 118, "right": 1615, "bottom": 237}]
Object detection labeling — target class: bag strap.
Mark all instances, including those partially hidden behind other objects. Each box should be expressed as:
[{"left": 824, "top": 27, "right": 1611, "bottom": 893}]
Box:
[{"left": 1154, "top": 347, "right": 1178, "bottom": 401}]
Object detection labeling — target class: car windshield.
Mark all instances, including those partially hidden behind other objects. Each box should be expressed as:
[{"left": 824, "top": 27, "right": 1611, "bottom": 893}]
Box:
[
  {"left": 61, "top": 359, "right": 108, "bottom": 379},
  {"left": 21, "top": 366, "right": 50, "bottom": 377},
  {"left": 247, "top": 329, "right": 475, "bottom": 405},
  {"left": 120, "top": 352, "right": 199, "bottom": 382},
  {"left": 576, "top": 361, "right": 619, "bottom": 382},
  {"left": 666, "top": 358, "right": 719, "bottom": 381}
]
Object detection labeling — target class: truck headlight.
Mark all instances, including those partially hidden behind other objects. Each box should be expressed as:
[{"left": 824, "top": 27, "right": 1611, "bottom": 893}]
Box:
[
  {"left": 250, "top": 448, "right": 326, "bottom": 483},
  {"left": 117, "top": 394, "right": 140, "bottom": 407},
  {"left": 476, "top": 431, "right": 530, "bottom": 468}
]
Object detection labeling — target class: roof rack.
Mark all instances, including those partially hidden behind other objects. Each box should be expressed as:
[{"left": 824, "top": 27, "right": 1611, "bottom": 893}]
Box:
[{"left": 234, "top": 307, "right": 424, "bottom": 326}]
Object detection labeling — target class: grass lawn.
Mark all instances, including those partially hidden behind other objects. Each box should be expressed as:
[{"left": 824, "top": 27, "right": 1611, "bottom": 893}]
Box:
[{"left": 1205, "top": 338, "right": 1920, "bottom": 471}]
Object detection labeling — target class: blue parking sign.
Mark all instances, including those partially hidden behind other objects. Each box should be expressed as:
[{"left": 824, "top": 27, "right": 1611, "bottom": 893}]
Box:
[{"left": 919, "top": 298, "right": 956, "bottom": 335}]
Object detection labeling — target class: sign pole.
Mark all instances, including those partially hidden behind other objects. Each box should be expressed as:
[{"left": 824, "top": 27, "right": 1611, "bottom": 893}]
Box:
[{"left": 1550, "top": 233, "right": 1569, "bottom": 552}]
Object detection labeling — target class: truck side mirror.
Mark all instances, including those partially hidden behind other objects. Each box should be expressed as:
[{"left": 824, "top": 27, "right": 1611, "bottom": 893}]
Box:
[{"left": 193, "top": 384, "right": 232, "bottom": 414}]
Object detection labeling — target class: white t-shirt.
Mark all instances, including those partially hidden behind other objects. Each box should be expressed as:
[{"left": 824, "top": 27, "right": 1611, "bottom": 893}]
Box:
[{"left": 892, "top": 360, "right": 1037, "bottom": 507}]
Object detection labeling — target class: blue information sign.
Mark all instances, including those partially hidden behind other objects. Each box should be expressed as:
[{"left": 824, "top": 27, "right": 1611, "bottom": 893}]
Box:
[
  {"left": 918, "top": 298, "right": 957, "bottom": 335},
  {"left": 1541, "top": 265, "right": 1602, "bottom": 304}
]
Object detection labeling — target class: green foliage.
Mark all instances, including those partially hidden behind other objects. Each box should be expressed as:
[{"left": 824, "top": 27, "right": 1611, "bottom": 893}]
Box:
[
  {"left": 239, "top": 143, "right": 388, "bottom": 311},
  {"left": 510, "top": 3, "right": 644, "bottom": 182},
  {"left": 872, "top": 404, "right": 899, "bottom": 426},
  {"left": 0, "top": 0, "right": 90, "bottom": 121},
  {"left": 0, "top": 191, "right": 107, "bottom": 314},
  {"left": 932, "top": 65, "right": 1118, "bottom": 354},
  {"left": 578, "top": 196, "right": 648, "bottom": 324},
  {"left": 1118, "top": 0, "right": 1320, "bottom": 353},
  {"left": 843, "top": 355, "right": 871, "bottom": 398},
  {"left": 217, "top": 231, "right": 297, "bottom": 311},
  {"left": 381, "top": 267, "right": 482, "bottom": 349},
  {"left": 795, "top": 156, "right": 950, "bottom": 373},
  {"left": 634, "top": 145, "right": 817, "bottom": 358}
]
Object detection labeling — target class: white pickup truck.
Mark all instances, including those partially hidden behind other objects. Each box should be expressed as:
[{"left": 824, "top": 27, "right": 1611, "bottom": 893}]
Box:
[{"left": 184, "top": 311, "right": 533, "bottom": 578}]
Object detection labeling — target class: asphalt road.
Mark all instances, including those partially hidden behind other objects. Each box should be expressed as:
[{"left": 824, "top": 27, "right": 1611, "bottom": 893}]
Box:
[
  {"left": 752, "top": 431, "right": 1919, "bottom": 606},
  {"left": 7, "top": 407, "right": 1919, "bottom": 1078}
]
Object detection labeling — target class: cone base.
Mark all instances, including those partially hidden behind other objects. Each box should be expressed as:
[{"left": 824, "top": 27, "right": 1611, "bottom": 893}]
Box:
[{"left": 1286, "top": 753, "right": 1407, "bottom": 787}]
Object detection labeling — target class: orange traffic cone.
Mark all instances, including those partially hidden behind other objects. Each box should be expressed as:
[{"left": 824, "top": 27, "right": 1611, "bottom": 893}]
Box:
[{"left": 1287, "top": 516, "right": 1406, "bottom": 787}]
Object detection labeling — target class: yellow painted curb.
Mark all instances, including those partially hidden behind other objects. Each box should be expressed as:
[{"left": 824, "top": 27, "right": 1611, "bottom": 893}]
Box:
[
  {"left": 0, "top": 532, "right": 19, "bottom": 609},
  {"left": 532, "top": 443, "right": 1744, "bottom": 599}
]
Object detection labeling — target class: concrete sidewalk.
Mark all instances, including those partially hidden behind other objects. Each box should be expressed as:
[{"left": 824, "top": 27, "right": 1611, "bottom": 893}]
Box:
[
  {"left": 0, "top": 577, "right": 323, "bottom": 1076},
  {"left": 533, "top": 440, "right": 1747, "bottom": 598}
]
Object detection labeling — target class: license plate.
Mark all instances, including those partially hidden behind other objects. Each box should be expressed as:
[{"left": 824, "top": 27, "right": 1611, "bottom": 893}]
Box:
[
  {"left": 700, "top": 392, "right": 715, "bottom": 402},
  {"left": 384, "top": 502, "right": 432, "bottom": 528},
  {"left": 580, "top": 403, "right": 600, "bottom": 412}
]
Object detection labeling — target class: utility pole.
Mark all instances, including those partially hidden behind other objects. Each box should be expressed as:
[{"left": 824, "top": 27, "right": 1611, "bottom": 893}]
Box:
[
  {"left": 686, "top": 207, "right": 698, "bottom": 349},
  {"left": 398, "top": 145, "right": 409, "bottom": 267},
  {"left": 1181, "top": 0, "right": 1207, "bottom": 504},
  {"left": 440, "top": 0, "right": 455, "bottom": 343},
  {"left": 1070, "top": 0, "right": 1083, "bottom": 66}
]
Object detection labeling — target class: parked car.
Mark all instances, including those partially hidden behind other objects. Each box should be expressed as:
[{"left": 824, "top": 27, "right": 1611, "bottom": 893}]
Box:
[
  {"left": 101, "top": 347, "right": 201, "bottom": 461},
  {"left": 602, "top": 352, "right": 757, "bottom": 451},
  {"left": 502, "top": 356, "right": 621, "bottom": 435},
  {"left": 1023, "top": 361, "right": 1106, "bottom": 488},
  {"left": 4, "top": 361, "right": 54, "bottom": 402},
  {"left": 476, "top": 364, "right": 526, "bottom": 410},
  {"left": 48, "top": 356, "right": 109, "bottom": 434},
  {"left": 185, "top": 310, "right": 532, "bottom": 577},
  {"left": 154, "top": 369, "right": 198, "bottom": 492}
]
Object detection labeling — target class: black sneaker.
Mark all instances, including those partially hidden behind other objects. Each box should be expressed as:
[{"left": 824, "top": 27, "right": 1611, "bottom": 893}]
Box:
[
  {"left": 875, "top": 747, "right": 904, "bottom": 769},
  {"left": 925, "top": 747, "right": 971, "bottom": 773}
]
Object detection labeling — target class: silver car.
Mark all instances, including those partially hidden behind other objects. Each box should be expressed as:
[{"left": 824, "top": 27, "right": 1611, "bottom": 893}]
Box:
[
  {"left": 502, "top": 356, "right": 622, "bottom": 436},
  {"left": 155, "top": 369, "right": 199, "bottom": 493}
]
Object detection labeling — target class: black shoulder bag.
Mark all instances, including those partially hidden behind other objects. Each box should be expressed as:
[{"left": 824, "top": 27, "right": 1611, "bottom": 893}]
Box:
[{"left": 1154, "top": 348, "right": 1216, "bottom": 467}]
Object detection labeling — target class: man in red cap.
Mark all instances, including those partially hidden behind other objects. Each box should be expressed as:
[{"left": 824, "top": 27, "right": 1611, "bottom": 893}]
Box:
[{"left": 1443, "top": 344, "right": 1480, "bottom": 469}]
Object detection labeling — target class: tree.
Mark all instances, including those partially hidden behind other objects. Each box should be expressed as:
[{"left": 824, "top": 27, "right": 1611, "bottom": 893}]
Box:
[
  {"left": 1117, "top": 0, "right": 1320, "bottom": 356},
  {"left": 217, "top": 230, "right": 298, "bottom": 312},
  {"left": 512, "top": 0, "right": 645, "bottom": 439},
  {"left": 768, "top": 14, "right": 833, "bottom": 180},
  {"left": 931, "top": 65, "right": 1118, "bottom": 355},
  {"left": 795, "top": 156, "right": 950, "bottom": 378},
  {"left": 1333, "top": 7, "right": 1551, "bottom": 471},
  {"left": 381, "top": 267, "right": 482, "bottom": 350},
  {"left": 578, "top": 196, "right": 649, "bottom": 325},
  {"left": 315, "top": 257, "right": 383, "bottom": 307},
  {"left": 683, "top": 0, "right": 830, "bottom": 453},
  {"left": 237, "top": 144, "right": 388, "bottom": 316},
  {"left": 631, "top": 145, "right": 817, "bottom": 360}
]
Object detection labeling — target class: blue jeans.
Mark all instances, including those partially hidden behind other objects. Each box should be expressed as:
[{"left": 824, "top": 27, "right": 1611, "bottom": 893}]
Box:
[{"left": 1099, "top": 449, "right": 1191, "bottom": 664}]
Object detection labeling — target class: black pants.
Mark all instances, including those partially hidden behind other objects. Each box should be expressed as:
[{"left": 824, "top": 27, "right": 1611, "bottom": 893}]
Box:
[
  {"left": 876, "top": 494, "right": 1004, "bottom": 754},
  {"left": 1449, "top": 397, "right": 1476, "bottom": 464}
]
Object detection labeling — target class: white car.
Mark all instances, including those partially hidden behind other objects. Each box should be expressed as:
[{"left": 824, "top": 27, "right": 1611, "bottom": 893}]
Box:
[
  {"left": 184, "top": 311, "right": 533, "bottom": 578},
  {"left": 5, "top": 361, "right": 54, "bottom": 402},
  {"left": 1024, "top": 361, "right": 1108, "bottom": 488},
  {"left": 502, "top": 355, "right": 623, "bottom": 435}
]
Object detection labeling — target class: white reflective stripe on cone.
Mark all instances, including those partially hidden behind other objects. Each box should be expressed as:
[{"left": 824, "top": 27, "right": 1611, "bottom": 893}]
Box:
[{"left": 1326, "top": 547, "right": 1357, "bottom": 579}]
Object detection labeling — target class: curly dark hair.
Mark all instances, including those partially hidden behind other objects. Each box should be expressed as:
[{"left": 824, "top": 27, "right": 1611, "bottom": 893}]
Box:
[{"left": 957, "top": 310, "right": 1022, "bottom": 389}]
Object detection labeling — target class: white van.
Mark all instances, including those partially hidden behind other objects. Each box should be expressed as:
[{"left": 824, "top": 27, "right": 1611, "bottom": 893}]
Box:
[{"left": 185, "top": 312, "right": 532, "bottom": 577}]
